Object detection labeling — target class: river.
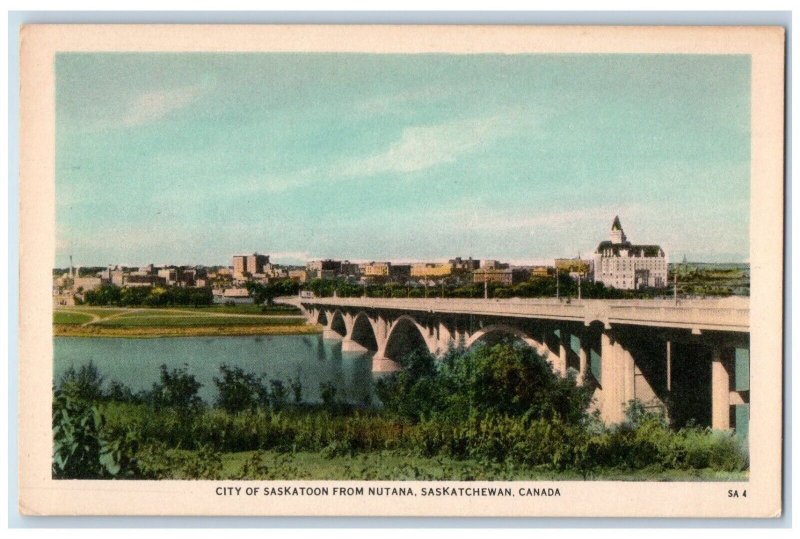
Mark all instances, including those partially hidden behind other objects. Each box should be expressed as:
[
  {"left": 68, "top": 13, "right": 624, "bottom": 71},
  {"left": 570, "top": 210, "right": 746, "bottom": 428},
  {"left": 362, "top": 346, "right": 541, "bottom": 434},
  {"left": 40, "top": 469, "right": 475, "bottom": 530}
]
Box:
[{"left": 53, "top": 335, "right": 376, "bottom": 405}]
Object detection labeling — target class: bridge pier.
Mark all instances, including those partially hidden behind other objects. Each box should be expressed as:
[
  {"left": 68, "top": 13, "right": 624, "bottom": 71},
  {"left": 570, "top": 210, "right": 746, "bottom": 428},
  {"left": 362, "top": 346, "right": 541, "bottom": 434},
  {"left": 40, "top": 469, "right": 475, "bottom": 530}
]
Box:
[
  {"left": 597, "top": 332, "right": 637, "bottom": 424},
  {"left": 557, "top": 328, "right": 568, "bottom": 377},
  {"left": 372, "top": 355, "right": 401, "bottom": 372},
  {"left": 711, "top": 347, "right": 731, "bottom": 430},
  {"left": 284, "top": 296, "right": 749, "bottom": 432},
  {"left": 342, "top": 338, "right": 368, "bottom": 352},
  {"left": 578, "top": 336, "right": 589, "bottom": 384},
  {"left": 322, "top": 328, "right": 343, "bottom": 340}
]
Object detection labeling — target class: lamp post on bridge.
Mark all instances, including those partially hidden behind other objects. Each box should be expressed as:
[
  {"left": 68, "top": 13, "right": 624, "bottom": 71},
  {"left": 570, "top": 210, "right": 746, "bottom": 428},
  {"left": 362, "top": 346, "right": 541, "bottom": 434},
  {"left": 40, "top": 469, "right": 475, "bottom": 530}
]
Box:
[{"left": 555, "top": 268, "right": 560, "bottom": 300}]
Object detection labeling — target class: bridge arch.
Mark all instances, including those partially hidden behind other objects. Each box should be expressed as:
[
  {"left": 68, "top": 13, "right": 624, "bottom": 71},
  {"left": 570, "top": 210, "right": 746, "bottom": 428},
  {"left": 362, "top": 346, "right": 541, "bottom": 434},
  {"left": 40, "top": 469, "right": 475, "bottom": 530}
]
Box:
[
  {"left": 350, "top": 311, "right": 378, "bottom": 351},
  {"left": 315, "top": 309, "right": 328, "bottom": 326},
  {"left": 466, "top": 324, "right": 547, "bottom": 355},
  {"left": 328, "top": 310, "right": 347, "bottom": 338},
  {"left": 384, "top": 315, "right": 436, "bottom": 362}
]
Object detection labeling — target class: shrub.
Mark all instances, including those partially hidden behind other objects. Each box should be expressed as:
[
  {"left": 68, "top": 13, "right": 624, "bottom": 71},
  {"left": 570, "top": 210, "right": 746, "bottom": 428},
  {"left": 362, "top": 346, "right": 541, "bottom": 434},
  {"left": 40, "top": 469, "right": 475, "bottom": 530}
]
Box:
[
  {"left": 53, "top": 391, "right": 141, "bottom": 479},
  {"left": 149, "top": 364, "right": 204, "bottom": 414},
  {"left": 378, "top": 343, "right": 593, "bottom": 425},
  {"left": 58, "top": 361, "right": 105, "bottom": 402},
  {"left": 214, "top": 364, "right": 268, "bottom": 413}
]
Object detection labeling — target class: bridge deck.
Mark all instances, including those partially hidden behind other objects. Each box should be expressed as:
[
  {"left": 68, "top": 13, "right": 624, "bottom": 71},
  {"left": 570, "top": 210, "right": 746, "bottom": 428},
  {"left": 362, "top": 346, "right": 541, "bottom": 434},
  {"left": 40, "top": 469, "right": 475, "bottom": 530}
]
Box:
[{"left": 283, "top": 296, "right": 749, "bottom": 333}]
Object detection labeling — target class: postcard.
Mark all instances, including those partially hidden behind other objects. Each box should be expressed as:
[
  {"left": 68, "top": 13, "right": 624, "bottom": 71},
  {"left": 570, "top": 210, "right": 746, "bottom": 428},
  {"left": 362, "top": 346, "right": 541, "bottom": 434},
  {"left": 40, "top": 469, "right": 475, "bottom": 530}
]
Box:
[{"left": 18, "top": 24, "right": 784, "bottom": 517}]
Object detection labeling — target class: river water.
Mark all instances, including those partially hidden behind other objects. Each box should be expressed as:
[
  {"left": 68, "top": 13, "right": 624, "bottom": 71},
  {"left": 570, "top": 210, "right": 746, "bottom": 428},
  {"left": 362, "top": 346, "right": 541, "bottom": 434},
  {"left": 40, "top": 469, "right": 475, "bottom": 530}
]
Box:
[{"left": 53, "top": 335, "right": 375, "bottom": 405}]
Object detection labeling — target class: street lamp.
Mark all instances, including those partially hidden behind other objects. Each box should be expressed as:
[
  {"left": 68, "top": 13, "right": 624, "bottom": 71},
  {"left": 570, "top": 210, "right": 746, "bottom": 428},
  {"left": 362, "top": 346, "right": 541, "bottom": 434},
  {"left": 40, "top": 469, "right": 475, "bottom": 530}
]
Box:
[{"left": 555, "top": 268, "right": 560, "bottom": 300}]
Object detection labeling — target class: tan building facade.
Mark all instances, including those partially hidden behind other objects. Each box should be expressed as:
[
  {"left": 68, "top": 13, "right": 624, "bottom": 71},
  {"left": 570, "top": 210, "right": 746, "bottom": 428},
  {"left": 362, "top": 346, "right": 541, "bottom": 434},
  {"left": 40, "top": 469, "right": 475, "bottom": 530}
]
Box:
[
  {"left": 410, "top": 262, "right": 453, "bottom": 279},
  {"left": 593, "top": 217, "right": 668, "bottom": 290}
]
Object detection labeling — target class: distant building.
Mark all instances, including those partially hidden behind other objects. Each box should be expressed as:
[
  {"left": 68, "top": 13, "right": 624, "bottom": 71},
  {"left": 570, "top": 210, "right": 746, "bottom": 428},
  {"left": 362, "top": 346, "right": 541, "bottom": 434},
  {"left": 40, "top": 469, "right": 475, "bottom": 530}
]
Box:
[
  {"left": 124, "top": 275, "right": 166, "bottom": 288},
  {"left": 73, "top": 276, "right": 102, "bottom": 293},
  {"left": 593, "top": 216, "right": 667, "bottom": 290},
  {"left": 411, "top": 262, "right": 453, "bottom": 279},
  {"left": 232, "top": 253, "right": 269, "bottom": 280},
  {"left": 555, "top": 257, "right": 594, "bottom": 280},
  {"left": 361, "top": 262, "right": 391, "bottom": 278},
  {"left": 306, "top": 259, "right": 342, "bottom": 279},
  {"left": 360, "top": 262, "right": 411, "bottom": 283},
  {"left": 157, "top": 268, "right": 178, "bottom": 285},
  {"left": 480, "top": 260, "right": 509, "bottom": 270},
  {"left": 531, "top": 265, "right": 555, "bottom": 278},
  {"left": 110, "top": 269, "right": 125, "bottom": 286},
  {"left": 212, "top": 287, "right": 254, "bottom": 304},
  {"left": 449, "top": 257, "right": 480, "bottom": 272},
  {"left": 289, "top": 269, "right": 309, "bottom": 282},
  {"left": 472, "top": 268, "right": 528, "bottom": 286}
]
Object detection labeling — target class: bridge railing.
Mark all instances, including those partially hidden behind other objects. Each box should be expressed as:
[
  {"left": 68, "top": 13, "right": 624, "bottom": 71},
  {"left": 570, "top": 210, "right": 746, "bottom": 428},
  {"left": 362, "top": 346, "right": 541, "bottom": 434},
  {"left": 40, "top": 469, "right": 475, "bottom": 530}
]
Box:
[
  {"left": 606, "top": 304, "right": 749, "bottom": 330},
  {"left": 286, "top": 296, "right": 749, "bottom": 332}
]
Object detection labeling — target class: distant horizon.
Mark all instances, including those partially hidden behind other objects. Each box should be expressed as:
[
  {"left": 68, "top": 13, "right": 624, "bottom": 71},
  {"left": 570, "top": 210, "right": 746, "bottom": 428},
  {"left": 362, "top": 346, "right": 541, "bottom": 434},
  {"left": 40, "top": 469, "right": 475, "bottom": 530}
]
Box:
[
  {"left": 53, "top": 255, "right": 751, "bottom": 271},
  {"left": 56, "top": 53, "right": 750, "bottom": 268}
]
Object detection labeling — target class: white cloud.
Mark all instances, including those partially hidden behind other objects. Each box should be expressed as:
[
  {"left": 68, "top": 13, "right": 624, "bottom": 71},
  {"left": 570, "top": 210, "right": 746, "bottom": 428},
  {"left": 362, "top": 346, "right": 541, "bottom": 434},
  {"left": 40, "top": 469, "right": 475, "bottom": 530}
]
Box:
[
  {"left": 442, "top": 205, "right": 643, "bottom": 234},
  {"left": 356, "top": 85, "right": 448, "bottom": 116},
  {"left": 121, "top": 85, "right": 204, "bottom": 127},
  {"left": 339, "top": 115, "right": 512, "bottom": 177}
]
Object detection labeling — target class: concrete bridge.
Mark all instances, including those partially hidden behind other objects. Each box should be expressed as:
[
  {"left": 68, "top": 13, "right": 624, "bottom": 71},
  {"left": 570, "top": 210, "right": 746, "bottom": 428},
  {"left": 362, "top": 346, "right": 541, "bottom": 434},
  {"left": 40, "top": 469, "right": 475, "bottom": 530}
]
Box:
[{"left": 278, "top": 296, "right": 750, "bottom": 432}]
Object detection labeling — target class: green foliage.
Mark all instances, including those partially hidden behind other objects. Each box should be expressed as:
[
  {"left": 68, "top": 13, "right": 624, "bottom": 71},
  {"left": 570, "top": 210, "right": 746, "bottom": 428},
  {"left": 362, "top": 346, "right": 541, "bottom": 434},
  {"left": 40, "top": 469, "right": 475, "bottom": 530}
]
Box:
[
  {"left": 149, "top": 365, "right": 204, "bottom": 414},
  {"left": 214, "top": 365, "right": 268, "bottom": 413},
  {"left": 288, "top": 377, "right": 303, "bottom": 403},
  {"left": 58, "top": 361, "right": 106, "bottom": 402},
  {"left": 83, "top": 284, "right": 214, "bottom": 307},
  {"left": 377, "top": 343, "right": 592, "bottom": 424},
  {"left": 52, "top": 391, "right": 141, "bottom": 479},
  {"left": 136, "top": 443, "right": 222, "bottom": 479},
  {"left": 246, "top": 279, "right": 300, "bottom": 305},
  {"left": 53, "top": 357, "right": 750, "bottom": 479}
]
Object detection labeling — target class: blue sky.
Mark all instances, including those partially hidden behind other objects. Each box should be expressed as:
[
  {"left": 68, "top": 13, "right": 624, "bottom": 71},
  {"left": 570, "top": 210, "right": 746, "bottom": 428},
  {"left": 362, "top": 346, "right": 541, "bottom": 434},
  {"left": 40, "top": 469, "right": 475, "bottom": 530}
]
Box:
[{"left": 56, "top": 53, "right": 750, "bottom": 267}]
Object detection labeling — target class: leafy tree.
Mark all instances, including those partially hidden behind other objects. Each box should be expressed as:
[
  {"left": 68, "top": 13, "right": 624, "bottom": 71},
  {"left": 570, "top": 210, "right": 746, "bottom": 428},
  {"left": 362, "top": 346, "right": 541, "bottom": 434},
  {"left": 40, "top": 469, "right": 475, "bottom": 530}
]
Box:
[
  {"left": 149, "top": 365, "right": 204, "bottom": 414},
  {"left": 377, "top": 343, "right": 593, "bottom": 425},
  {"left": 213, "top": 365, "right": 268, "bottom": 413},
  {"left": 58, "top": 361, "right": 105, "bottom": 402}
]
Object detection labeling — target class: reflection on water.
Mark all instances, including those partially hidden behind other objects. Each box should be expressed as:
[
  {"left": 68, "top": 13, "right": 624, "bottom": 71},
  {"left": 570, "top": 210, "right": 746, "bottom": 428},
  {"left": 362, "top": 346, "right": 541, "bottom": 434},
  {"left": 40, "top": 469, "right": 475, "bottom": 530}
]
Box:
[{"left": 53, "top": 335, "right": 375, "bottom": 405}]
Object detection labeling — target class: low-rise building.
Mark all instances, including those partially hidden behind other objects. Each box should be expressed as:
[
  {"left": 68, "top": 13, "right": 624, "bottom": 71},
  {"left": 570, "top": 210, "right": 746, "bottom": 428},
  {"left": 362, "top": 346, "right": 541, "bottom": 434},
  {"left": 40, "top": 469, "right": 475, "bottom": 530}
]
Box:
[
  {"left": 531, "top": 265, "right": 555, "bottom": 278},
  {"left": 450, "top": 257, "right": 480, "bottom": 272},
  {"left": 472, "top": 268, "right": 528, "bottom": 286},
  {"left": 73, "top": 276, "right": 103, "bottom": 293},
  {"left": 125, "top": 274, "right": 166, "bottom": 288},
  {"left": 289, "top": 269, "right": 309, "bottom": 282},
  {"left": 157, "top": 268, "right": 178, "bottom": 285},
  {"left": 411, "top": 262, "right": 453, "bottom": 279},
  {"left": 480, "top": 259, "right": 509, "bottom": 270},
  {"left": 555, "top": 257, "right": 594, "bottom": 280},
  {"left": 212, "top": 287, "right": 254, "bottom": 304},
  {"left": 306, "top": 259, "right": 342, "bottom": 279}
]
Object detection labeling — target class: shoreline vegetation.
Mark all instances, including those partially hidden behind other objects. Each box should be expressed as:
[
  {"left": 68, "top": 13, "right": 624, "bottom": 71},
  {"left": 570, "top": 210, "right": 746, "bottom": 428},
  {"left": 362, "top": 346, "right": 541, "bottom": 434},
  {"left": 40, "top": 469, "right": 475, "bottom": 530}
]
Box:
[
  {"left": 53, "top": 324, "right": 321, "bottom": 338},
  {"left": 53, "top": 305, "right": 320, "bottom": 338},
  {"left": 53, "top": 343, "right": 749, "bottom": 481}
]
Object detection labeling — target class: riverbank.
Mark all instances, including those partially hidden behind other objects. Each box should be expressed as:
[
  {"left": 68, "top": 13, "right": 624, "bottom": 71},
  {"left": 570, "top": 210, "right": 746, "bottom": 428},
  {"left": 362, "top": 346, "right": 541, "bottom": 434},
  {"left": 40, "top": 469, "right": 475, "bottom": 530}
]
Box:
[
  {"left": 53, "top": 323, "right": 322, "bottom": 338},
  {"left": 53, "top": 304, "right": 320, "bottom": 338}
]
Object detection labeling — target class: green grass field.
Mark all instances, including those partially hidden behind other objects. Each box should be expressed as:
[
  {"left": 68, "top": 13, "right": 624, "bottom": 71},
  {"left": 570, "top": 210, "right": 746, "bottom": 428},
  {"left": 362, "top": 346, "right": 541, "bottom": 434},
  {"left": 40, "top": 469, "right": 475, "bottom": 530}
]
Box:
[
  {"left": 186, "top": 304, "right": 301, "bottom": 315},
  {"left": 95, "top": 315, "right": 304, "bottom": 328},
  {"left": 52, "top": 311, "right": 95, "bottom": 325},
  {"left": 53, "top": 305, "right": 314, "bottom": 336}
]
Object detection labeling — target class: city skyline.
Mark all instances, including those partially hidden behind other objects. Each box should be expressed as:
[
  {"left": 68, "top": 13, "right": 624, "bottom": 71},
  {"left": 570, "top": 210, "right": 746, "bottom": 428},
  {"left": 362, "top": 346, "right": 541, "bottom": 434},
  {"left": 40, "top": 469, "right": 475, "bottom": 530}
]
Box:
[{"left": 56, "top": 53, "right": 750, "bottom": 267}]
